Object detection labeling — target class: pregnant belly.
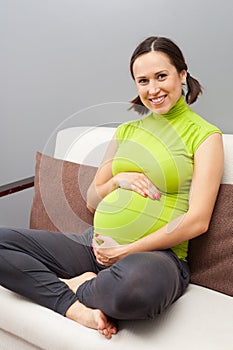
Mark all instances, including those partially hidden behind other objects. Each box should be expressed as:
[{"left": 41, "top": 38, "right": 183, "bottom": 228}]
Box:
[{"left": 93, "top": 188, "right": 188, "bottom": 245}]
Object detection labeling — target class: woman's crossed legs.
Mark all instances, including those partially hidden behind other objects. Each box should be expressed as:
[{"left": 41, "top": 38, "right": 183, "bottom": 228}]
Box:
[{"left": 0, "top": 227, "right": 189, "bottom": 338}]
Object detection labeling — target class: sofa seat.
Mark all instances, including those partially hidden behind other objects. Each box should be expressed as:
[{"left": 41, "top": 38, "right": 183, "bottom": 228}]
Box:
[{"left": 0, "top": 284, "right": 232, "bottom": 350}]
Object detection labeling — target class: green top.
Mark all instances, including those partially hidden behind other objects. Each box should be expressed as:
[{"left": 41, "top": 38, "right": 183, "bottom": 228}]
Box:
[{"left": 94, "top": 97, "right": 221, "bottom": 260}]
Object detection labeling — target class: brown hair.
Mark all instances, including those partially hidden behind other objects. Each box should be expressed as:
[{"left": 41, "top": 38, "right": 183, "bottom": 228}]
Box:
[{"left": 129, "top": 36, "right": 203, "bottom": 114}]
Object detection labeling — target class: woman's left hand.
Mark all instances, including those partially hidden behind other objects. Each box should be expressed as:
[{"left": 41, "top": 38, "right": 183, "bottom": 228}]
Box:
[{"left": 92, "top": 235, "right": 129, "bottom": 266}]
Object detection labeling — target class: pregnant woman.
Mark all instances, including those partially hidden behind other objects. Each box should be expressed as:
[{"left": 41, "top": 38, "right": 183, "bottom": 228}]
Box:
[{"left": 0, "top": 36, "right": 224, "bottom": 339}]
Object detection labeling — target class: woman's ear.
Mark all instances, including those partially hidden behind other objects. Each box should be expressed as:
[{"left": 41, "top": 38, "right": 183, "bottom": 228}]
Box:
[{"left": 180, "top": 70, "right": 187, "bottom": 84}]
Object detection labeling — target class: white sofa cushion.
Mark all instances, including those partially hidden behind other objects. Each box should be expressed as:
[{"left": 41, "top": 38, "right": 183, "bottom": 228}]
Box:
[
  {"left": 0, "top": 284, "right": 232, "bottom": 350},
  {"left": 54, "top": 126, "right": 116, "bottom": 167}
]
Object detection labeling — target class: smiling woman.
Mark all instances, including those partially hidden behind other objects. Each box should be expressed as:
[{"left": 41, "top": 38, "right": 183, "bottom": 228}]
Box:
[{"left": 0, "top": 36, "right": 223, "bottom": 340}]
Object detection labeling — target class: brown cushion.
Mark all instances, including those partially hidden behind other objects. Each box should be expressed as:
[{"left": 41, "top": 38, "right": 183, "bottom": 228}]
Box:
[
  {"left": 188, "top": 184, "right": 233, "bottom": 296},
  {"left": 30, "top": 152, "right": 96, "bottom": 233}
]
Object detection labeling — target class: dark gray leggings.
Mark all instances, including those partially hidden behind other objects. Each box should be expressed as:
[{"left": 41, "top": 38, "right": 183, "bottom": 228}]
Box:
[{"left": 0, "top": 227, "right": 190, "bottom": 320}]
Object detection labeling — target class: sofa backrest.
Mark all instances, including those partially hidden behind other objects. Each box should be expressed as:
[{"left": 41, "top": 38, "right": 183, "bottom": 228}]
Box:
[
  {"left": 54, "top": 127, "right": 233, "bottom": 184},
  {"left": 54, "top": 126, "right": 116, "bottom": 167},
  {"left": 221, "top": 134, "right": 233, "bottom": 184}
]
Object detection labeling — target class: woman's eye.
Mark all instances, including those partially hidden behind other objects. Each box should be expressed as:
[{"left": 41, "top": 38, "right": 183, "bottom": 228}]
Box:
[
  {"left": 138, "top": 79, "right": 148, "bottom": 84},
  {"left": 158, "top": 74, "right": 167, "bottom": 80}
]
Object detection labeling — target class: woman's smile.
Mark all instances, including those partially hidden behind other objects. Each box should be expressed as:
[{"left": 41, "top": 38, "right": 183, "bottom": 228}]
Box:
[{"left": 149, "top": 95, "right": 167, "bottom": 106}]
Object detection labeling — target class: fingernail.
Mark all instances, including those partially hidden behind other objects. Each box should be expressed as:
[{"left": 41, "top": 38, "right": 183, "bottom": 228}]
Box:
[
  {"left": 144, "top": 193, "right": 148, "bottom": 197},
  {"left": 156, "top": 193, "right": 161, "bottom": 199},
  {"left": 95, "top": 233, "right": 99, "bottom": 237},
  {"left": 152, "top": 193, "right": 161, "bottom": 200}
]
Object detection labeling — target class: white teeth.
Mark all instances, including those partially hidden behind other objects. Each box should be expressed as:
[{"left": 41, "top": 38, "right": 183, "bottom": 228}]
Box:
[{"left": 151, "top": 96, "right": 164, "bottom": 103}]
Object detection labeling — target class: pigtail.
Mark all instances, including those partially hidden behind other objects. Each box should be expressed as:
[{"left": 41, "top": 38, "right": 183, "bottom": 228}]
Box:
[
  {"left": 128, "top": 96, "right": 149, "bottom": 115},
  {"left": 186, "top": 72, "right": 203, "bottom": 105}
]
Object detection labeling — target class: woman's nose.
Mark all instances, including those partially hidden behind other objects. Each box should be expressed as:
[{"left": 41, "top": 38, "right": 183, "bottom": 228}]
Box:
[{"left": 148, "top": 81, "right": 160, "bottom": 95}]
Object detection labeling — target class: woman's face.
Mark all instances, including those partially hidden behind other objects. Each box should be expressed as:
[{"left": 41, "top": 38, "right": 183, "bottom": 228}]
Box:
[{"left": 132, "top": 51, "right": 186, "bottom": 114}]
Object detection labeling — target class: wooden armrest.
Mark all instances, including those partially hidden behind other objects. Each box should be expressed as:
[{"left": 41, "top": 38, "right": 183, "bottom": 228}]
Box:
[{"left": 0, "top": 176, "right": 34, "bottom": 197}]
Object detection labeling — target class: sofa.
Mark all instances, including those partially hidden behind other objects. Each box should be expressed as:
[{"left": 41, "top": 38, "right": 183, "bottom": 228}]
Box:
[{"left": 0, "top": 126, "right": 232, "bottom": 350}]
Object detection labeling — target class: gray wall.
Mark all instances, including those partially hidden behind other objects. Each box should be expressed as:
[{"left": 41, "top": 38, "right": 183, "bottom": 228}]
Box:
[{"left": 1, "top": 0, "right": 233, "bottom": 227}]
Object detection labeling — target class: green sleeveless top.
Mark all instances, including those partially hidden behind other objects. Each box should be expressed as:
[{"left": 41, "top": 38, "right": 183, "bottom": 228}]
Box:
[{"left": 93, "top": 97, "right": 221, "bottom": 260}]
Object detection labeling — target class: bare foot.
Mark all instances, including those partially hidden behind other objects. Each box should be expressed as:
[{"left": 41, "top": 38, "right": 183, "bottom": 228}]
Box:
[
  {"left": 60, "top": 272, "right": 96, "bottom": 294},
  {"left": 61, "top": 272, "right": 117, "bottom": 338},
  {"left": 66, "top": 300, "right": 117, "bottom": 339}
]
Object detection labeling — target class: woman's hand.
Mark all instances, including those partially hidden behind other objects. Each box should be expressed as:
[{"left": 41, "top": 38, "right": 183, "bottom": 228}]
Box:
[
  {"left": 114, "top": 172, "right": 161, "bottom": 200},
  {"left": 92, "top": 235, "right": 130, "bottom": 266}
]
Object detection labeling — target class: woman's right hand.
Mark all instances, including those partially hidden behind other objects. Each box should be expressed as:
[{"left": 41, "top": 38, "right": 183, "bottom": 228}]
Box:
[{"left": 114, "top": 172, "right": 161, "bottom": 200}]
